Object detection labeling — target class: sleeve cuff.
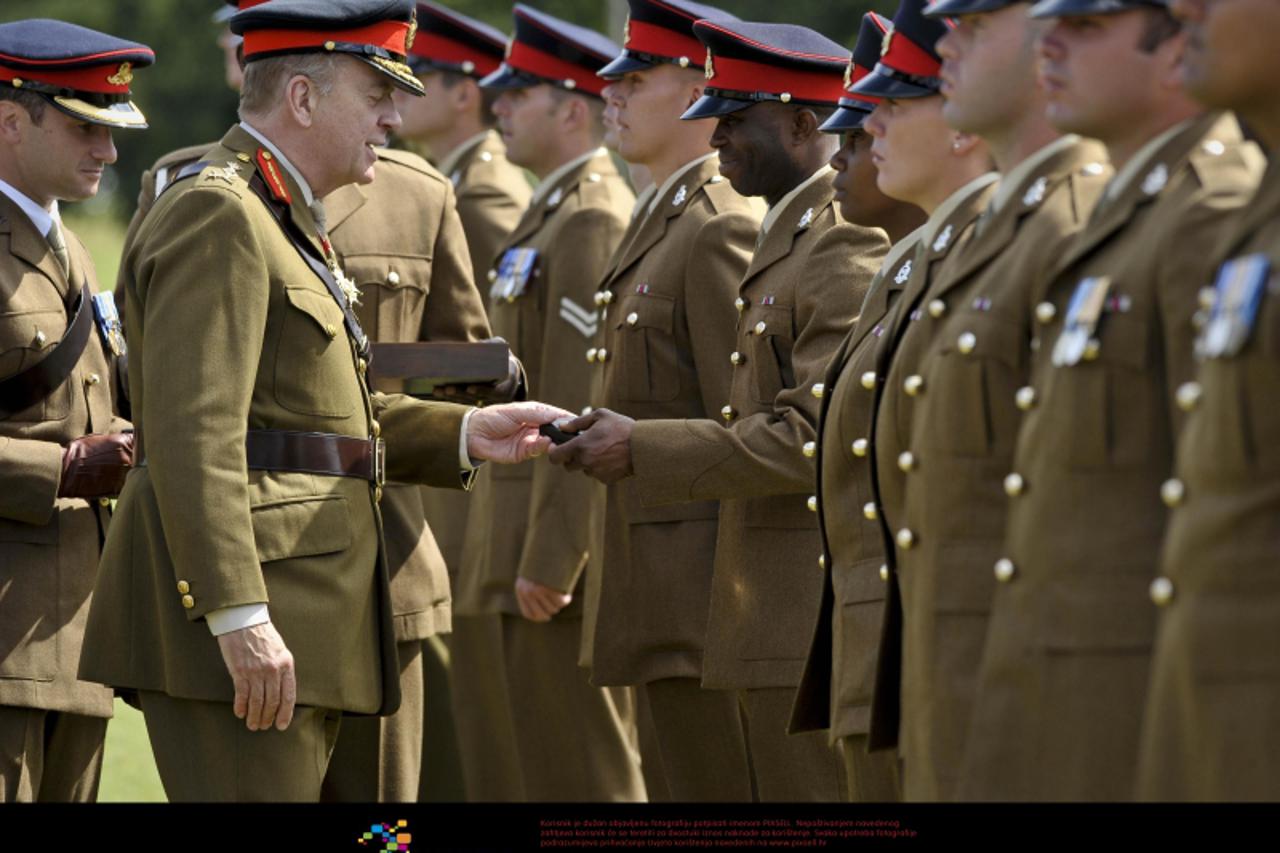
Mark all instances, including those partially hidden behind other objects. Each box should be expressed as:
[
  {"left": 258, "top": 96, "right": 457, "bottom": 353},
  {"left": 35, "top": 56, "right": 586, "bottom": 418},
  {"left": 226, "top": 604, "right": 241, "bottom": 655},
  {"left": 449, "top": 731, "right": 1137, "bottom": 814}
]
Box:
[
  {"left": 206, "top": 603, "right": 271, "bottom": 636},
  {"left": 459, "top": 407, "right": 480, "bottom": 471}
]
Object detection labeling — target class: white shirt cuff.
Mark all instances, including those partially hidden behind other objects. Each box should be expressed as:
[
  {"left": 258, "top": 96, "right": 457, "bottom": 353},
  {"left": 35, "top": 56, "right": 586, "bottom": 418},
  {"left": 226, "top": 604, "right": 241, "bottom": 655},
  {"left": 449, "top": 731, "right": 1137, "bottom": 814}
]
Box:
[
  {"left": 206, "top": 603, "right": 271, "bottom": 636},
  {"left": 460, "top": 407, "right": 479, "bottom": 471}
]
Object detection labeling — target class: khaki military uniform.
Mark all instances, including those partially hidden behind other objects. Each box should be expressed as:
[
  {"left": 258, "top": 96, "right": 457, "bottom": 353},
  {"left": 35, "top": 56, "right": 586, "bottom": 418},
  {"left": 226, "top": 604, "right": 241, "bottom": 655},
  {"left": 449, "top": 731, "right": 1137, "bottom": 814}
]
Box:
[
  {"left": 79, "top": 125, "right": 474, "bottom": 802},
  {"left": 584, "top": 155, "right": 762, "bottom": 801},
  {"left": 1136, "top": 145, "right": 1280, "bottom": 803},
  {"left": 960, "top": 114, "right": 1261, "bottom": 802},
  {"left": 789, "top": 233, "right": 922, "bottom": 803},
  {"left": 629, "top": 169, "right": 889, "bottom": 801},
  {"left": 317, "top": 148, "right": 489, "bottom": 802},
  {"left": 457, "top": 148, "right": 644, "bottom": 801},
  {"left": 873, "top": 139, "right": 1112, "bottom": 801},
  {"left": 0, "top": 194, "right": 122, "bottom": 802}
]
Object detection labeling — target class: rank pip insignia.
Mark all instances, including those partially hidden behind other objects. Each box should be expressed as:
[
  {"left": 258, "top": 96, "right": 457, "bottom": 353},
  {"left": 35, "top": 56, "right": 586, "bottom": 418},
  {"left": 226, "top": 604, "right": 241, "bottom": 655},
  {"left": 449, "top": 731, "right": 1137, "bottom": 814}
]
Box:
[
  {"left": 933, "top": 224, "right": 953, "bottom": 252},
  {"left": 106, "top": 62, "right": 133, "bottom": 86}
]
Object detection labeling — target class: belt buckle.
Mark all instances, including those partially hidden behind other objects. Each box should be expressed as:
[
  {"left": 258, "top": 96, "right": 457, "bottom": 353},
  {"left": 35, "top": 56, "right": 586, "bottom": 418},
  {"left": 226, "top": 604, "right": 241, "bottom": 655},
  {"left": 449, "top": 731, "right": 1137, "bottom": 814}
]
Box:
[{"left": 374, "top": 437, "right": 386, "bottom": 488}]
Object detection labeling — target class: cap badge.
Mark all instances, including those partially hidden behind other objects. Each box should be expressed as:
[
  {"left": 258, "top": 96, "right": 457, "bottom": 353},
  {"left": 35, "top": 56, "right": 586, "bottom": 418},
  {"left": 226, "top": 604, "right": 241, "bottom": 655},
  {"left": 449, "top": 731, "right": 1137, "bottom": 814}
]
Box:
[
  {"left": 406, "top": 11, "right": 418, "bottom": 52},
  {"left": 1023, "top": 176, "right": 1047, "bottom": 208},
  {"left": 932, "top": 224, "right": 952, "bottom": 253},
  {"left": 624, "top": 16, "right": 632, "bottom": 46},
  {"left": 1142, "top": 163, "right": 1168, "bottom": 196},
  {"left": 704, "top": 49, "right": 715, "bottom": 81},
  {"left": 107, "top": 63, "right": 133, "bottom": 86},
  {"left": 881, "top": 25, "right": 895, "bottom": 58},
  {"left": 672, "top": 185, "right": 688, "bottom": 206},
  {"left": 798, "top": 207, "right": 814, "bottom": 229},
  {"left": 894, "top": 259, "right": 912, "bottom": 285},
  {"left": 844, "top": 61, "right": 854, "bottom": 91}
]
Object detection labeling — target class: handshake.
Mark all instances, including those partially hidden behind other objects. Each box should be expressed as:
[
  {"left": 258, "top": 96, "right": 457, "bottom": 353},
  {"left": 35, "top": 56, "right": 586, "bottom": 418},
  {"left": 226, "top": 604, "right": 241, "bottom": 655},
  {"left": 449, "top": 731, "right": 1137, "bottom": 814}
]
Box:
[{"left": 469, "top": 403, "right": 635, "bottom": 483}]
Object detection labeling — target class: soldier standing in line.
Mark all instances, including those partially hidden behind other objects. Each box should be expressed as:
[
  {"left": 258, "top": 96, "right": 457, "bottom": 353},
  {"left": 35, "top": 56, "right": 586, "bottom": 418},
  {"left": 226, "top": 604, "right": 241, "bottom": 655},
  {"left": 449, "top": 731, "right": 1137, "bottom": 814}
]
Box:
[
  {"left": 456, "top": 3, "right": 646, "bottom": 801},
  {"left": 960, "top": 0, "right": 1262, "bottom": 802},
  {"left": 863, "top": 0, "right": 1112, "bottom": 801},
  {"left": 580, "top": 0, "right": 764, "bottom": 803},
  {"left": 1137, "top": 0, "right": 1280, "bottom": 802},
  {"left": 0, "top": 19, "right": 151, "bottom": 802},
  {"left": 552, "top": 17, "right": 888, "bottom": 802}
]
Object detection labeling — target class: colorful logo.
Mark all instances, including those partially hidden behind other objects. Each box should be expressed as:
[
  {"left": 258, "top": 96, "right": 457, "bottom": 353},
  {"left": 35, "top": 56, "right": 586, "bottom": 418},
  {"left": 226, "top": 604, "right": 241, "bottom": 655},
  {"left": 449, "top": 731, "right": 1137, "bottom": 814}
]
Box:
[{"left": 358, "top": 821, "right": 411, "bottom": 853}]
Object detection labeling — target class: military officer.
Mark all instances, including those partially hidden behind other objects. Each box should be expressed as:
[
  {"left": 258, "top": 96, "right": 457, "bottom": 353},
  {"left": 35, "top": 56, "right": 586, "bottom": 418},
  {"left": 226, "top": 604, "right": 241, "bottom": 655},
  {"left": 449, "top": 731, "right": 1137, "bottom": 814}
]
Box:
[
  {"left": 552, "top": 18, "right": 889, "bottom": 802},
  {"left": 455, "top": 4, "right": 645, "bottom": 802},
  {"left": 1137, "top": 0, "right": 1280, "bottom": 801},
  {"left": 392, "top": 0, "right": 533, "bottom": 805},
  {"left": 787, "top": 11, "right": 935, "bottom": 803},
  {"left": 573, "top": 0, "right": 764, "bottom": 803},
  {"left": 957, "top": 0, "right": 1262, "bottom": 802},
  {"left": 78, "top": 0, "right": 569, "bottom": 803},
  {"left": 0, "top": 19, "right": 151, "bottom": 803},
  {"left": 864, "top": 0, "right": 1112, "bottom": 801}
]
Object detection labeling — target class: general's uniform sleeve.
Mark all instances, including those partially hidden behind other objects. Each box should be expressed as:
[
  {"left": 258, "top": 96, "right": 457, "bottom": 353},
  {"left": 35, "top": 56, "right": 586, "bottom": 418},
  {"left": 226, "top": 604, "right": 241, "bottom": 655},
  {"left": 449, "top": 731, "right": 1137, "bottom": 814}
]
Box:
[
  {"left": 517, "top": 204, "right": 628, "bottom": 594},
  {"left": 371, "top": 391, "right": 471, "bottom": 488},
  {"left": 0, "top": 437, "right": 64, "bottom": 525},
  {"left": 630, "top": 222, "right": 888, "bottom": 506},
  {"left": 418, "top": 179, "right": 491, "bottom": 343},
  {"left": 136, "top": 185, "right": 272, "bottom": 619}
]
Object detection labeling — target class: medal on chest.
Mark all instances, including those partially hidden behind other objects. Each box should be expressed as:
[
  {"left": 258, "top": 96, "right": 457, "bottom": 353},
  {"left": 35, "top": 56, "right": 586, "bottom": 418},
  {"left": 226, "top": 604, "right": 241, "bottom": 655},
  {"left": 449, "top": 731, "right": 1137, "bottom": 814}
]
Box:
[
  {"left": 1052, "top": 276, "right": 1112, "bottom": 367},
  {"left": 1199, "top": 253, "right": 1270, "bottom": 360},
  {"left": 491, "top": 247, "right": 540, "bottom": 302},
  {"left": 91, "top": 292, "right": 127, "bottom": 357}
]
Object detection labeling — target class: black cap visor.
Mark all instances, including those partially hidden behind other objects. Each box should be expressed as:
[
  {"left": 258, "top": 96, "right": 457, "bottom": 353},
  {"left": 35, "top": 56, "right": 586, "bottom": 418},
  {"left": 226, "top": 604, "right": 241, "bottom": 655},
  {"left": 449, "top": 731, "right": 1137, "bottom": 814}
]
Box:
[
  {"left": 850, "top": 64, "right": 938, "bottom": 100},
  {"left": 598, "top": 51, "right": 656, "bottom": 79},
  {"left": 819, "top": 100, "right": 873, "bottom": 133},
  {"left": 478, "top": 63, "right": 545, "bottom": 90},
  {"left": 1029, "top": 0, "right": 1165, "bottom": 18},
  {"left": 924, "top": 0, "right": 1023, "bottom": 18},
  {"left": 681, "top": 90, "right": 752, "bottom": 120}
]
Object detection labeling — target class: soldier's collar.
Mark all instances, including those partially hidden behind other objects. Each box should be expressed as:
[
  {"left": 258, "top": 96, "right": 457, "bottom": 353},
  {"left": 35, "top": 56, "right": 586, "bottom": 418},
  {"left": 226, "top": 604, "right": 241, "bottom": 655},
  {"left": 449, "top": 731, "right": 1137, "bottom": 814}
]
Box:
[
  {"left": 530, "top": 146, "right": 607, "bottom": 207},
  {"left": 238, "top": 120, "right": 315, "bottom": 207},
  {"left": 990, "top": 134, "right": 1080, "bottom": 215},
  {"left": 920, "top": 170, "right": 998, "bottom": 251},
  {"left": 0, "top": 175, "right": 59, "bottom": 239},
  {"left": 761, "top": 164, "right": 833, "bottom": 236},
  {"left": 646, "top": 152, "right": 715, "bottom": 218},
  {"left": 438, "top": 129, "right": 496, "bottom": 179},
  {"left": 1102, "top": 118, "right": 1193, "bottom": 204}
]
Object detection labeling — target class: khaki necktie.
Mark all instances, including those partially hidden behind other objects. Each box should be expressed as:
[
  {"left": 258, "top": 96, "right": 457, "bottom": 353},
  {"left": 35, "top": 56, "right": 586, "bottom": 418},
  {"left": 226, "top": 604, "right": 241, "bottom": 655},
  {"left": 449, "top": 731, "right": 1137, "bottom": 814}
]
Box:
[{"left": 46, "top": 220, "right": 71, "bottom": 279}]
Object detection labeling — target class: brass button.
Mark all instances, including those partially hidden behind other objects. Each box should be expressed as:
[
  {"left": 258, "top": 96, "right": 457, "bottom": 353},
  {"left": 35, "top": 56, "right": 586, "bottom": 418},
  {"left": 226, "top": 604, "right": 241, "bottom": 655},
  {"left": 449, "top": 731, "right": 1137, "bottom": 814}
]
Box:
[
  {"left": 957, "top": 332, "right": 977, "bottom": 354},
  {"left": 994, "top": 558, "right": 1016, "bottom": 583},
  {"left": 734, "top": 297, "right": 746, "bottom": 312},
  {"left": 586, "top": 348, "right": 598, "bottom": 363},
  {"left": 626, "top": 312, "right": 639, "bottom": 326},
  {"left": 863, "top": 501, "right": 878, "bottom": 521},
  {"left": 879, "top": 564, "right": 889, "bottom": 582},
  {"left": 754, "top": 321, "right": 767, "bottom": 336},
  {"left": 898, "top": 451, "right": 916, "bottom": 472},
  {"left": 1015, "top": 386, "right": 1037, "bottom": 411},
  {"left": 1003, "top": 473, "right": 1025, "bottom": 497},
  {"left": 237, "top": 152, "right": 251, "bottom": 163},
  {"left": 1035, "top": 302, "right": 1057, "bottom": 325},
  {"left": 325, "top": 323, "right": 338, "bottom": 338},
  {"left": 374, "top": 485, "right": 383, "bottom": 503},
  {"left": 860, "top": 371, "right": 877, "bottom": 390},
  {"left": 721, "top": 405, "right": 735, "bottom": 421},
  {"left": 1161, "top": 478, "right": 1186, "bottom": 507},
  {"left": 895, "top": 528, "right": 916, "bottom": 550},
  {"left": 818, "top": 554, "right": 826, "bottom": 569},
  {"left": 1176, "top": 382, "right": 1202, "bottom": 412},
  {"left": 177, "top": 580, "right": 190, "bottom": 595},
  {"left": 86, "top": 373, "right": 101, "bottom": 386},
  {"left": 851, "top": 438, "right": 868, "bottom": 457},
  {"left": 1150, "top": 576, "right": 1175, "bottom": 607},
  {"left": 487, "top": 269, "right": 498, "bottom": 283},
  {"left": 597, "top": 348, "right": 609, "bottom": 362},
  {"left": 371, "top": 419, "right": 381, "bottom": 438},
  {"left": 323, "top": 40, "right": 336, "bottom": 51},
  {"left": 928, "top": 299, "right": 947, "bottom": 319},
  {"left": 903, "top": 374, "right": 924, "bottom": 397},
  {"left": 807, "top": 495, "right": 818, "bottom": 512},
  {"left": 98, "top": 497, "right": 111, "bottom": 507},
  {"left": 811, "top": 383, "right": 825, "bottom": 399},
  {"left": 593, "top": 292, "right": 607, "bottom": 307},
  {"left": 358, "top": 358, "right": 368, "bottom": 374},
  {"left": 1083, "top": 338, "right": 1101, "bottom": 361},
  {"left": 802, "top": 441, "right": 816, "bottom": 458},
  {"left": 261, "top": 150, "right": 274, "bottom": 160},
  {"left": 730, "top": 351, "right": 742, "bottom": 365},
  {"left": 34, "top": 330, "right": 47, "bottom": 346},
  {"left": 386, "top": 270, "right": 401, "bottom": 285},
  {"left": 181, "top": 594, "right": 195, "bottom": 609},
  {"left": 600, "top": 290, "right": 614, "bottom": 305}
]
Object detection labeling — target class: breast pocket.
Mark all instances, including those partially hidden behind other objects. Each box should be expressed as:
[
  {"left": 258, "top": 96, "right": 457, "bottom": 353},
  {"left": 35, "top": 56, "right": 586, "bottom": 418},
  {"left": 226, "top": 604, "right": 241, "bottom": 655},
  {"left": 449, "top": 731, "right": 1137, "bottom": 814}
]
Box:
[
  {"left": 921, "top": 312, "right": 1027, "bottom": 458},
  {"left": 347, "top": 257, "right": 432, "bottom": 342},
  {"left": 0, "top": 307, "right": 72, "bottom": 423},
  {"left": 745, "top": 305, "right": 795, "bottom": 405},
  {"left": 615, "top": 293, "right": 678, "bottom": 403},
  {"left": 274, "top": 286, "right": 358, "bottom": 418}
]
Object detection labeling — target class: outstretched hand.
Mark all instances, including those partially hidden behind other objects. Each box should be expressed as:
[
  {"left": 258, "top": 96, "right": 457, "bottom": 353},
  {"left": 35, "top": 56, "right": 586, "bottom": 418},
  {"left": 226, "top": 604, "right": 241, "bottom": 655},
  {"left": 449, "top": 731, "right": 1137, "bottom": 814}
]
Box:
[
  {"left": 466, "top": 401, "right": 575, "bottom": 464},
  {"left": 546, "top": 408, "right": 637, "bottom": 483}
]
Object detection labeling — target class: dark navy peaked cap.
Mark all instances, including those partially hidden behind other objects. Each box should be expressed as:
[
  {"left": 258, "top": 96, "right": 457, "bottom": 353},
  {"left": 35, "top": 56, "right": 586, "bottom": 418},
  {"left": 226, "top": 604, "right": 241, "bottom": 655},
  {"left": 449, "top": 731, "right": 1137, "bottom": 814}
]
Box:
[
  {"left": 683, "top": 20, "right": 847, "bottom": 120},
  {"left": 408, "top": 2, "right": 507, "bottom": 79},
  {"left": 1028, "top": 0, "right": 1170, "bottom": 18},
  {"left": 480, "top": 4, "right": 619, "bottom": 98},
  {"left": 599, "top": 0, "right": 740, "bottom": 80},
  {"left": 820, "top": 12, "right": 892, "bottom": 134},
  {"left": 231, "top": 0, "right": 425, "bottom": 96},
  {"left": 0, "top": 18, "right": 154, "bottom": 129},
  {"left": 923, "top": 0, "right": 1019, "bottom": 16},
  {"left": 850, "top": 0, "right": 951, "bottom": 101}
]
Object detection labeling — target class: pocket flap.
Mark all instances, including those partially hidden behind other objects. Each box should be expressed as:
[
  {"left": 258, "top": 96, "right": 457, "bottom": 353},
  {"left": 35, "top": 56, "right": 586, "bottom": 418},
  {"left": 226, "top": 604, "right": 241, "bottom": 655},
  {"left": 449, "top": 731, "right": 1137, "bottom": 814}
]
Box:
[
  {"left": 251, "top": 495, "right": 352, "bottom": 563},
  {"left": 0, "top": 516, "right": 59, "bottom": 545},
  {"left": 284, "top": 286, "right": 345, "bottom": 338}
]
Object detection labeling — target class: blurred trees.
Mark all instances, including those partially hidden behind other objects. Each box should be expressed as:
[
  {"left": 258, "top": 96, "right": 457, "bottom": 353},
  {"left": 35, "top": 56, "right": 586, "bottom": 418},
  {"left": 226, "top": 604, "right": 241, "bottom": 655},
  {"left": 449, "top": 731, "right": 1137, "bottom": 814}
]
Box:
[{"left": 1, "top": 0, "right": 886, "bottom": 219}]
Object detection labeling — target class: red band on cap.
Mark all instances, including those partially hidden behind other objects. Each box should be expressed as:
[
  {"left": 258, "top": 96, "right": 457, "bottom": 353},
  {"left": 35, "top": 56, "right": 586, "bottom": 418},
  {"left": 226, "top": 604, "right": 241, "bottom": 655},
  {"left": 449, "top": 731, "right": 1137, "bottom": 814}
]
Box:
[
  {"left": 0, "top": 61, "right": 136, "bottom": 95},
  {"left": 708, "top": 55, "right": 844, "bottom": 105},
  {"left": 506, "top": 40, "right": 605, "bottom": 96},
  {"left": 881, "top": 31, "right": 941, "bottom": 79},
  {"left": 242, "top": 20, "right": 409, "bottom": 59},
  {"left": 625, "top": 19, "right": 702, "bottom": 64},
  {"left": 410, "top": 31, "right": 501, "bottom": 76}
]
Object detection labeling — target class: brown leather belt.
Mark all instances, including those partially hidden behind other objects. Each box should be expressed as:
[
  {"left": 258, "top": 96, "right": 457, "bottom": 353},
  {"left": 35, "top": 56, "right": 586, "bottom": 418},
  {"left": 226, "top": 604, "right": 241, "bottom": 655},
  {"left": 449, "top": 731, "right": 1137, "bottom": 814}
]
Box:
[{"left": 244, "top": 430, "right": 385, "bottom": 486}]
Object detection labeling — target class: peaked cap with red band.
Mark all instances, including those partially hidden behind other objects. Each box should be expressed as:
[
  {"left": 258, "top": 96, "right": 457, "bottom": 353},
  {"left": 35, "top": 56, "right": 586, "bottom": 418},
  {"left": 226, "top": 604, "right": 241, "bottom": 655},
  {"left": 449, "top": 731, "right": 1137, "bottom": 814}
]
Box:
[
  {"left": 479, "top": 4, "right": 618, "bottom": 98},
  {"left": 407, "top": 2, "right": 507, "bottom": 79},
  {"left": 0, "top": 18, "right": 154, "bottom": 129},
  {"left": 682, "top": 19, "right": 848, "bottom": 120},
  {"left": 821, "top": 12, "right": 892, "bottom": 133},
  {"left": 230, "top": 0, "right": 425, "bottom": 97},
  {"left": 215, "top": 0, "right": 271, "bottom": 25},
  {"left": 598, "top": 0, "right": 739, "bottom": 80},
  {"left": 850, "top": 0, "right": 952, "bottom": 101}
]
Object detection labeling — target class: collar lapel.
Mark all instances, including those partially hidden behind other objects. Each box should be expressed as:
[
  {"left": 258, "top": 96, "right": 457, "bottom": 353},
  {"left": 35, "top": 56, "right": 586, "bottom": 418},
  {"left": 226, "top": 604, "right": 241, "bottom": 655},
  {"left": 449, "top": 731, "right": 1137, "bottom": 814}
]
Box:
[{"left": 0, "top": 195, "right": 68, "bottom": 295}]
